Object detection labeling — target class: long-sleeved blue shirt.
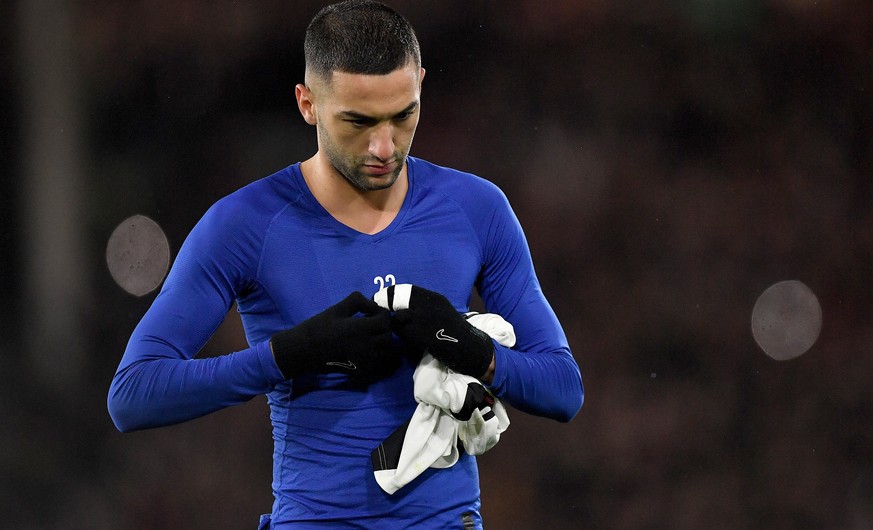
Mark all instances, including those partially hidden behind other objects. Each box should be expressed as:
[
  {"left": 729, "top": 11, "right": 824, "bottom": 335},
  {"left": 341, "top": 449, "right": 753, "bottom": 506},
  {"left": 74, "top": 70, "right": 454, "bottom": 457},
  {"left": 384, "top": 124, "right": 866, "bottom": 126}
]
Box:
[{"left": 108, "top": 156, "right": 583, "bottom": 529}]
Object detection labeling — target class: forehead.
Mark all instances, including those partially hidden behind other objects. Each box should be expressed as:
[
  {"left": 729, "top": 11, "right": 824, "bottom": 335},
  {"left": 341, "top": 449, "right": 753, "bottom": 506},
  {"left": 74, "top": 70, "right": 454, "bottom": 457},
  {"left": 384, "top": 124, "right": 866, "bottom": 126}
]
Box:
[{"left": 321, "top": 63, "right": 421, "bottom": 114}]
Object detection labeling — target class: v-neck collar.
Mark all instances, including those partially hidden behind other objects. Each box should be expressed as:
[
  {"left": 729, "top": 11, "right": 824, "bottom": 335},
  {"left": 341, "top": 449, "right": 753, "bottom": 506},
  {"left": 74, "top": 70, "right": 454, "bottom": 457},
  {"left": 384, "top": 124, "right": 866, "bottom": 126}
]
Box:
[{"left": 290, "top": 157, "right": 416, "bottom": 242}]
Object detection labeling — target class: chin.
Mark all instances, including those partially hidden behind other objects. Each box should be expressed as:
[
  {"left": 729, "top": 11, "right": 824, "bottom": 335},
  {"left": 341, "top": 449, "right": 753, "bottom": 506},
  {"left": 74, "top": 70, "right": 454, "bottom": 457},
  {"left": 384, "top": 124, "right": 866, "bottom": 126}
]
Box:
[
  {"left": 360, "top": 172, "right": 401, "bottom": 191},
  {"left": 365, "top": 178, "right": 397, "bottom": 191}
]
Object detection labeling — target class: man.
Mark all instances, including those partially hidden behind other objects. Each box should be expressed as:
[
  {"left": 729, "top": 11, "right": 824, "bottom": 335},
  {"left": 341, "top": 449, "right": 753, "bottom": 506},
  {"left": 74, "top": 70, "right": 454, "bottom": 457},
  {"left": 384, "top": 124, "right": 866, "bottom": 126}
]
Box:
[{"left": 108, "top": 1, "right": 584, "bottom": 528}]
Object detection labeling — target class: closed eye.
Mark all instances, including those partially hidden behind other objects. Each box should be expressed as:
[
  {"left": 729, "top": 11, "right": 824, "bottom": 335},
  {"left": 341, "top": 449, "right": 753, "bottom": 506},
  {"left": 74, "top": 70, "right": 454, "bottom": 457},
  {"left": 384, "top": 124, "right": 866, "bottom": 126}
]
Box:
[
  {"left": 338, "top": 102, "right": 418, "bottom": 128},
  {"left": 346, "top": 117, "right": 376, "bottom": 127},
  {"left": 394, "top": 102, "right": 419, "bottom": 121}
]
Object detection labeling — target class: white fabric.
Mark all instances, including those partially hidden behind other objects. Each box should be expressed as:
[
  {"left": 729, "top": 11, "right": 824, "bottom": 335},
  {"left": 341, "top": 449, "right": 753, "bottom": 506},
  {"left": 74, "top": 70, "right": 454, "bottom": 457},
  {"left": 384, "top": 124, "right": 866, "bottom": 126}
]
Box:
[
  {"left": 372, "top": 285, "right": 513, "bottom": 494},
  {"left": 465, "top": 312, "right": 516, "bottom": 350},
  {"left": 373, "top": 283, "right": 412, "bottom": 312}
]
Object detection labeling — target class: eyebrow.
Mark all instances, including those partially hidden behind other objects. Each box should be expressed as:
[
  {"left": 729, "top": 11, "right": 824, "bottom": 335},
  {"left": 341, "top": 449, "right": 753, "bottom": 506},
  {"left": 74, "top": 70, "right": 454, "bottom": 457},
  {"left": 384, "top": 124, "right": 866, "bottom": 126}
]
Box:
[{"left": 338, "top": 101, "right": 419, "bottom": 121}]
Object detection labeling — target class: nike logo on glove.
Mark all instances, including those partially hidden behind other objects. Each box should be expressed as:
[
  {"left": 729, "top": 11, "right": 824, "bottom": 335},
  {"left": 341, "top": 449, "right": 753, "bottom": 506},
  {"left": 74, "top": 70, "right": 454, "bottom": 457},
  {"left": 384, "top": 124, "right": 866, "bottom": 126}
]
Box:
[
  {"left": 326, "top": 360, "right": 357, "bottom": 370},
  {"left": 435, "top": 329, "right": 458, "bottom": 343}
]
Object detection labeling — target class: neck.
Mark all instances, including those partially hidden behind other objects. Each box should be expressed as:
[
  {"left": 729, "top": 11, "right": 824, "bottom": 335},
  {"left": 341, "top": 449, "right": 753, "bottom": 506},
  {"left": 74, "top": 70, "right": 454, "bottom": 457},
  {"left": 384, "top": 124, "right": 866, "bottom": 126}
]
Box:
[{"left": 300, "top": 154, "right": 408, "bottom": 234}]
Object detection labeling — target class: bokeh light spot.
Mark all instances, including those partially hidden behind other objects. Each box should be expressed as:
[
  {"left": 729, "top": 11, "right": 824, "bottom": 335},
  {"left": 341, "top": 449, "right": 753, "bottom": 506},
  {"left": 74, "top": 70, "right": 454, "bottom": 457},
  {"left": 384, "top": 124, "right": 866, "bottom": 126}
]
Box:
[
  {"left": 751, "top": 280, "right": 822, "bottom": 361},
  {"left": 106, "top": 215, "right": 170, "bottom": 296}
]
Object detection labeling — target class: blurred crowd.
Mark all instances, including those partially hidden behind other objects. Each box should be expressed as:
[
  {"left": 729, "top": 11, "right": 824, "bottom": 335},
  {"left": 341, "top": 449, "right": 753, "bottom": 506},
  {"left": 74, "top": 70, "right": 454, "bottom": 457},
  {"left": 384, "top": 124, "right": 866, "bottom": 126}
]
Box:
[{"left": 2, "top": 1, "right": 871, "bottom": 528}]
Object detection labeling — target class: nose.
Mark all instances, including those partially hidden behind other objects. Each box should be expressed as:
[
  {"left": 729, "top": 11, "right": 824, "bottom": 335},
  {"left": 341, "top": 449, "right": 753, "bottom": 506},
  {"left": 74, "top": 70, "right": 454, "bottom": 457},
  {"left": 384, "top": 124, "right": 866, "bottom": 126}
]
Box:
[{"left": 368, "top": 123, "right": 395, "bottom": 161}]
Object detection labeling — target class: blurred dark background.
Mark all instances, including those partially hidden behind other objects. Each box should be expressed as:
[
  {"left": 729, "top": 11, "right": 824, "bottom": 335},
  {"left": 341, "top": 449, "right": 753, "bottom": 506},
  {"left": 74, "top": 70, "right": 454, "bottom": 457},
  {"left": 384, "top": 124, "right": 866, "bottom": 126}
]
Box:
[{"left": 2, "top": 0, "right": 872, "bottom": 528}]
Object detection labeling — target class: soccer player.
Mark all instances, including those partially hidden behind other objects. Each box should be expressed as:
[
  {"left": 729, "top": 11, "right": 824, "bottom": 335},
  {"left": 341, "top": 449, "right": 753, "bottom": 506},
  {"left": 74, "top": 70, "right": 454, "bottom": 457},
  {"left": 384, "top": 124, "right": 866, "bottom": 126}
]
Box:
[{"left": 107, "top": 1, "right": 584, "bottom": 528}]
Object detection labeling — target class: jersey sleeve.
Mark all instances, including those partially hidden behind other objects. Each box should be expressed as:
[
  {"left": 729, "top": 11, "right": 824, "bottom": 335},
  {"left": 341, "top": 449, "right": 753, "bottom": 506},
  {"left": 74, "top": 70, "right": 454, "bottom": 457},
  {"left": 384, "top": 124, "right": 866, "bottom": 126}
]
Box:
[
  {"left": 475, "top": 187, "right": 584, "bottom": 422},
  {"left": 107, "top": 199, "right": 285, "bottom": 433}
]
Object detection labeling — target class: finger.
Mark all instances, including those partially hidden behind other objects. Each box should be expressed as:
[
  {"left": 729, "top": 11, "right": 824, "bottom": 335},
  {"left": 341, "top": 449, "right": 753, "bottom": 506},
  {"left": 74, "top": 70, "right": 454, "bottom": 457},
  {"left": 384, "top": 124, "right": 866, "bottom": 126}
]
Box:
[
  {"left": 390, "top": 309, "right": 416, "bottom": 334},
  {"left": 408, "top": 285, "right": 443, "bottom": 308},
  {"left": 363, "top": 310, "right": 393, "bottom": 333},
  {"left": 346, "top": 309, "right": 393, "bottom": 335},
  {"left": 331, "top": 291, "right": 377, "bottom": 316},
  {"left": 392, "top": 308, "right": 415, "bottom": 325},
  {"left": 356, "top": 296, "right": 388, "bottom": 316}
]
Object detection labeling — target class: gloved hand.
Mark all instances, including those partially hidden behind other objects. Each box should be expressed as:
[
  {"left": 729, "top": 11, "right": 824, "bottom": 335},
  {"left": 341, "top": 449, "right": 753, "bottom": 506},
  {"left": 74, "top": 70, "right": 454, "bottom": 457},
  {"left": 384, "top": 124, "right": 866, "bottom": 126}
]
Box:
[
  {"left": 379, "top": 285, "right": 494, "bottom": 378},
  {"left": 270, "top": 291, "right": 395, "bottom": 379}
]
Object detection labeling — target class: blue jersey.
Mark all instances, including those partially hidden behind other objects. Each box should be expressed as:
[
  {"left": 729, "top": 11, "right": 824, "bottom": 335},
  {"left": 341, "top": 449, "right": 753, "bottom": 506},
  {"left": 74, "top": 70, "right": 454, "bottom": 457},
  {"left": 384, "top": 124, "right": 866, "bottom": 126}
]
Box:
[{"left": 108, "top": 156, "right": 584, "bottom": 529}]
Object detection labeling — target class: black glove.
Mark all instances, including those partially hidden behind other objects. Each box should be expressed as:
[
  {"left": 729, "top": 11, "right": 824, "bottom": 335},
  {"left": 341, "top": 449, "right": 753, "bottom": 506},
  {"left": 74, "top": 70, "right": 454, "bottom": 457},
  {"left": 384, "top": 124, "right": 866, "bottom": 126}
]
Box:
[
  {"left": 390, "top": 286, "right": 494, "bottom": 378},
  {"left": 270, "top": 292, "right": 395, "bottom": 379}
]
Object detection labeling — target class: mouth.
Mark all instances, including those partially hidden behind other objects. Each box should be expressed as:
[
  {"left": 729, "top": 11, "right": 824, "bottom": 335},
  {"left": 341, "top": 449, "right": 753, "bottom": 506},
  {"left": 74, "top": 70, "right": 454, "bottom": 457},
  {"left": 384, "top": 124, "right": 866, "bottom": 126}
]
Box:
[{"left": 363, "top": 160, "right": 398, "bottom": 176}]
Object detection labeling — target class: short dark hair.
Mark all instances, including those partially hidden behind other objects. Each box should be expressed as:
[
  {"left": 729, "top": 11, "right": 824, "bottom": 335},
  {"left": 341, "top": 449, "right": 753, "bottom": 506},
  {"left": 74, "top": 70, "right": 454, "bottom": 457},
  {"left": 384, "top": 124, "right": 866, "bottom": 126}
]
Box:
[{"left": 304, "top": 0, "right": 421, "bottom": 81}]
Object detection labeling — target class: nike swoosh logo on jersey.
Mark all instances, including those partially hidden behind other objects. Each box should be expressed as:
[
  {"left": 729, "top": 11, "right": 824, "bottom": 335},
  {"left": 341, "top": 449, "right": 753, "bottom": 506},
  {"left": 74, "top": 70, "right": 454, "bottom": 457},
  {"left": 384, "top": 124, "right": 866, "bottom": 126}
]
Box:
[
  {"left": 436, "top": 329, "right": 458, "bottom": 342},
  {"left": 326, "top": 360, "right": 357, "bottom": 370}
]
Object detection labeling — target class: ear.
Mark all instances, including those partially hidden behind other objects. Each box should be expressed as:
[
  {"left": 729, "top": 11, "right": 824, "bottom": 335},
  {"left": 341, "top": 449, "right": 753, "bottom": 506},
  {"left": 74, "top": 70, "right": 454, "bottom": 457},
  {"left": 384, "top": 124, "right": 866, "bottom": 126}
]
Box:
[
  {"left": 295, "top": 84, "right": 318, "bottom": 125},
  {"left": 418, "top": 67, "right": 426, "bottom": 90}
]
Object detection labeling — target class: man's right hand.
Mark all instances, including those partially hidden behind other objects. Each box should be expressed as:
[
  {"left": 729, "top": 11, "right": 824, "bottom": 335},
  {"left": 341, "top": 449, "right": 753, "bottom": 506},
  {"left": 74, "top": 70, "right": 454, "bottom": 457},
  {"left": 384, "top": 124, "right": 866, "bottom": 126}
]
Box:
[{"left": 270, "top": 291, "right": 396, "bottom": 379}]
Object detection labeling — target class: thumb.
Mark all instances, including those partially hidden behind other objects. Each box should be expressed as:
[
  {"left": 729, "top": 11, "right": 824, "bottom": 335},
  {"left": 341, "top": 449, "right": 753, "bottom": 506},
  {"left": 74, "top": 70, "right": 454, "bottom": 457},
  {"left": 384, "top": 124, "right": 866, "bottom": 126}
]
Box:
[
  {"left": 329, "top": 291, "right": 376, "bottom": 317},
  {"left": 408, "top": 285, "right": 454, "bottom": 313},
  {"left": 391, "top": 308, "right": 415, "bottom": 331}
]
